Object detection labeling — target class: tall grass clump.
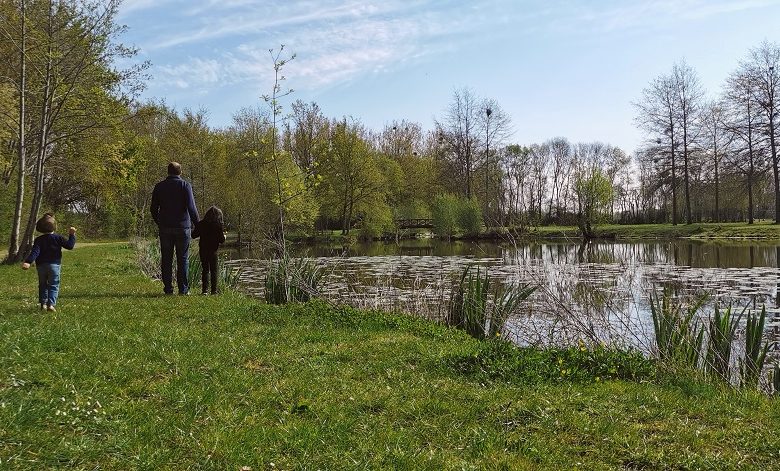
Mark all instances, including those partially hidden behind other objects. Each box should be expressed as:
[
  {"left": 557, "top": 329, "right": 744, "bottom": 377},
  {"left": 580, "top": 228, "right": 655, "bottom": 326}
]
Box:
[
  {"left": 131, "top": 237, "right": 161, "bottom": 279},
  {"left": 448, "top": 265, "right": 535, "bottom": 340},
  {"left": 265, "top": 254, "right": 323, "bottom": 304},
  {"left": 650, "top": 288, "right": 705, "bottom": 370},
  {"left": 705, "top": 305, "right": 743, "bottom": 381},
  {"left": 740, "top": 306, "right": 769, "bottom": 389}
]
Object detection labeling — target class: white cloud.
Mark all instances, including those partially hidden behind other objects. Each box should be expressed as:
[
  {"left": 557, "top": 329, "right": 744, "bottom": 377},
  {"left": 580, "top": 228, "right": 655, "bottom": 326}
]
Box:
[{"left": 137, "top": 0, "right": 780, "bottom": 94}]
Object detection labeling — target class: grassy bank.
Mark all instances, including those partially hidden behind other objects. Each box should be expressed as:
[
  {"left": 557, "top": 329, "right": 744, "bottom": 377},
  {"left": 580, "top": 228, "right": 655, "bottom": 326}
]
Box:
[
  {"left": 526, "top": 221, "right": 780, "bottom": 241},
  {"left": 287, "top": 221, "right": 780, "bottom": 246},
  {"left": 1, "top": 244, "right": 779, "bottom": 469}
]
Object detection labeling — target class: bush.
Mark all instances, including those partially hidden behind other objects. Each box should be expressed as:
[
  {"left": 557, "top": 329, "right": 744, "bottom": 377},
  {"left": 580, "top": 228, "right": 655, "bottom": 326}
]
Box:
[
  {"left": 456, "top": 197, "right": 483, "bottom": 236},
  {"left": 431, "top": 194, "right": 459, "bottom": 238}
]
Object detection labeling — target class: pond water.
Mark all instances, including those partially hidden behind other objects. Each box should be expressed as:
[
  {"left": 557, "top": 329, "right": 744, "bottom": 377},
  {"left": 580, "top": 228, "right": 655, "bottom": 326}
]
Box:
[{"left": 226, "top": 239, "right": 780, "bottom": 355}]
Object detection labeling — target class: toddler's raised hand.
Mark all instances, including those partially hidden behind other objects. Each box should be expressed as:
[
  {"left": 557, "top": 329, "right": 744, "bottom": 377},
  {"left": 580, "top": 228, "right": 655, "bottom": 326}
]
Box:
[{"left": 68, "top": 226, "right": 77, "bottom": 235}]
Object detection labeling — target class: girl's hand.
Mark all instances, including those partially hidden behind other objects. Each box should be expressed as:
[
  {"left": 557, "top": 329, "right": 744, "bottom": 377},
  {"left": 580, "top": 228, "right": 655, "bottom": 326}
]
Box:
[{"left": 21, "top": 262, "right": 30, "bottom": 270}]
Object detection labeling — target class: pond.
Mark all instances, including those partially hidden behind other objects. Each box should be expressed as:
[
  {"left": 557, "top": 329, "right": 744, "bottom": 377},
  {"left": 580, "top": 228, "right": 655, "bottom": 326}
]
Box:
[{"left": 226, "top": 238, "right": 780, "bottom": 356}]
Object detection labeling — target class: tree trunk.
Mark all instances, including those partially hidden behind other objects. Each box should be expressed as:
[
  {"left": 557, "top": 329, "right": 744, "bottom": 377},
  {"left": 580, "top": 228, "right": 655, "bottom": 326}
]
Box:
[{"left": 6, "top": 0, "right": 26, "bottom": 263}]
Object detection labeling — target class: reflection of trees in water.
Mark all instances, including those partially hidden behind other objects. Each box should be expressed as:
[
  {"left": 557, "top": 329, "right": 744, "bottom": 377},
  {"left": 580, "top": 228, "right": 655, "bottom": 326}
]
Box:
[{"left": 228, "top": 240, "right": 780, "bottom": 351}]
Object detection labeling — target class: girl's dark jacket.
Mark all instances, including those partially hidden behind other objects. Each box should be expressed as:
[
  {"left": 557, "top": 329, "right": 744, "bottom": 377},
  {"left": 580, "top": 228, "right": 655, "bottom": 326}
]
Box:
[{"left": 192, "top": 220, "right": 226, "bottom": 253}]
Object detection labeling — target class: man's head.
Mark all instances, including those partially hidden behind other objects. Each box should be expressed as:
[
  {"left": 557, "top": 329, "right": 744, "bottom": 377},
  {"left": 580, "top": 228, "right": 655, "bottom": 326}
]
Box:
[{"left": 167, "top": 162, "right": 182, "bottom": 176}]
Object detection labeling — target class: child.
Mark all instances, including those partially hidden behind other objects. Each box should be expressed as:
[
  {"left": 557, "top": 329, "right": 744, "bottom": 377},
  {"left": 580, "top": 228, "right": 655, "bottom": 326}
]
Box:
[
  {"left": 192, "top": 206, "right": 226, "bottom": 295},
  {"left": 21, "top": 213, "right": 77, "bottom": 312}
]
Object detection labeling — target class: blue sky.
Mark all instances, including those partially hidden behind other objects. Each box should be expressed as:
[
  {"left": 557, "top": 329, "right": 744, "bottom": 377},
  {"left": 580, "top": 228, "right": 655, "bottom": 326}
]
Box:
[{"left": 119, "top": 0, "right": 780, "bottom": 153}]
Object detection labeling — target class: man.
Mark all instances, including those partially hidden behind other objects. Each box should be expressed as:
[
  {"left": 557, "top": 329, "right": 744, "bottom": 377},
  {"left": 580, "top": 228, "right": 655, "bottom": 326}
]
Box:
[{"left": 151, "top": 162, "right": 199, "bottom": 295}]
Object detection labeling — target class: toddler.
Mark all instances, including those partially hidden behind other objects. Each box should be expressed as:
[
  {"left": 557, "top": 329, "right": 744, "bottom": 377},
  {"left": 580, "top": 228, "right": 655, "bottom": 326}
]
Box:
[{"left": 21, "top": 213, "right": 77, "bottom": 311}]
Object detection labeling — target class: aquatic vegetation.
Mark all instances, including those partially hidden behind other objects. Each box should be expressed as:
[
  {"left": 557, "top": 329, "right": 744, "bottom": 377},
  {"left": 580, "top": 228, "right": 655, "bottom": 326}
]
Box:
[
  {"left": 650, "top": 288, "right": 705, "bottom": 370},
  {"left": 705, "top": 304, "right": 744, "bottom": 381},
  {"left": 448, "top": 265, "right": 535, "bottom": 340},
  {"left": 740, "top": 306, "right": 769, "bottom": 389},
  {"left": 264, "top": 253, "right": 324, "bottom": 304}
]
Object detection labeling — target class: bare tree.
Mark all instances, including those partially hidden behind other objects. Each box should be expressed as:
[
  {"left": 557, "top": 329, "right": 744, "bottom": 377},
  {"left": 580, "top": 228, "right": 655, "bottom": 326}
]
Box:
[
  {"left": 672, "top": 61, "right": 705, "bottom": 224},
  {"left": 701, "top": 101, "right": 730, "bottom": 222},
  {"left": 742, "top": 41, "right": 780, "bottom": 223},
  {"left": 436, "top": 88, "right": 482, "bottom": 199},
  {"left": 724, "top": 69, "right": 765, "bottom": 224},
  {"left": 635, "top": 73, "right": 680, "bottom": 224}
]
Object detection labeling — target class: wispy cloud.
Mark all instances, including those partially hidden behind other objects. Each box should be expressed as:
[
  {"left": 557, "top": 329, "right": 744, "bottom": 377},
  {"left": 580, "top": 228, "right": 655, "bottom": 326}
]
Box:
[{"left": 125, "top": 0, "right": 780, "bottom": 93}]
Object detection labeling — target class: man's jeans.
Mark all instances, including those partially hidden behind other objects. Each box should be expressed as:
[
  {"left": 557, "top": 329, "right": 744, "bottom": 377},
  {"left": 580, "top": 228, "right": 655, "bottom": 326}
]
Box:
[
  {"left": 36, "top": 263, "right": 61, "bottom": 306},
  {"left": 159, "top": 228, "right": 191, "bottom": 294}
]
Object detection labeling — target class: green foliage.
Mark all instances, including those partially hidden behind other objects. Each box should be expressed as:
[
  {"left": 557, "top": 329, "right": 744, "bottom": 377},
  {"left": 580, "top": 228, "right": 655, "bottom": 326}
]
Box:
[
  {"left": 449, "top": 339, "right": 655, "bottom": 383},
  {"left": 456, "top": 197, "right": 483, "bottom": 236},
  {"left": 358, "top": 203, "right": 394, "bottom": 240},
  {"left": 705, "top": 304, "right": 743, "bottom": 381},
  {"left": 448, "top": 265, "right": 535, "bottom": 340},
  {"left": 431, "top": 194, "right": 484, "bottom": 238},
  {"left": 740, "top": 306, "right": 769, "bottom": 389},
  {"left": 650, "top": 288, "right": 705, "bottom": 369},
  {"left": 431, "top": 194, "right": 459, "bottom": 238}
]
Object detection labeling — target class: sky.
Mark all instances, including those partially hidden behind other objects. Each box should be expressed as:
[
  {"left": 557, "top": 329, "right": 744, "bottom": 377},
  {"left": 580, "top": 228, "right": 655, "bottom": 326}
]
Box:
[{"left": 118, "top": 0, "right": 780, "bottom": 154}]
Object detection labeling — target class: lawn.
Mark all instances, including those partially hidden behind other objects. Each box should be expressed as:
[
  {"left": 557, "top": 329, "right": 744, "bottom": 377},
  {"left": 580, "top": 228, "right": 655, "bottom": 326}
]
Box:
[
  {"left": 1, "top": 244, "right": 779, "bottom": 469},
  {"left": 526, "top": 221, "right": 780, "bottom": 241}
]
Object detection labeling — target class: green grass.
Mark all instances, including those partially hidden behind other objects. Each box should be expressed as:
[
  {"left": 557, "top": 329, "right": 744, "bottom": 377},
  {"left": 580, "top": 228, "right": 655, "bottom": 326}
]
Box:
[
  {"left": 523, "top": 221, "right": 780, "bottom": 241},
  {"left": 2, "top": 244, "right": 780, "bottom": 469}
]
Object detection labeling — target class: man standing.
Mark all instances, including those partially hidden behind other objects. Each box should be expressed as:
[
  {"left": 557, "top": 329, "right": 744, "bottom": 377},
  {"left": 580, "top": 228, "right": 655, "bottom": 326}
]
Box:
[{"left": 151, "top": 162, "right": 199, "bottom": 295}]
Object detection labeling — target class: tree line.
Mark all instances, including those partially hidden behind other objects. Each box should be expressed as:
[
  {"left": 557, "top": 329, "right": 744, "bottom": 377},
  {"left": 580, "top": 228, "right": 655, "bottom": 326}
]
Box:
[{"left": 2, "top": 0, "right": 779, "bottom": 261}]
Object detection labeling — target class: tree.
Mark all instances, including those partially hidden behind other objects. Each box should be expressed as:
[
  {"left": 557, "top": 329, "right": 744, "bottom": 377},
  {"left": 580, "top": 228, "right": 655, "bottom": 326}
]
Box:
[
  {"left": 319, "top": 119, "right": 386, "bottom": 235},
  {"left": 635, "top": 72, "right": 680, "bottom": 224},
  {"left": 573, "top": 154, "right": 614, "bottom": 239},
  {"left": 672, "top": 61, "right": 705, "bottom": 224},
  {"left": 5, "top": 0, "right": 145, "bottom": 262},
  {"left": 742, "top": 41, "right": 780, "bottom": 223},
  {"left": 701, "top": 101, "right": 730, "bottom": 221},
  {"left": 436, "top": 88, "right": 482, "bottom": 199},
  {"left": 724, "top": 69, "right": 764, "bottom": 224}
]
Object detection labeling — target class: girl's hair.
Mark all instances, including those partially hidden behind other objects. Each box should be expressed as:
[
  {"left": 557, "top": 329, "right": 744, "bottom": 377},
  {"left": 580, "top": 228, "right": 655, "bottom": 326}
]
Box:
[
  {"left": 203, "top": 206, "right": 224, "bottom": 225},
  {"left": 35, "top": 213, "right": 56, "bottom": 233}
]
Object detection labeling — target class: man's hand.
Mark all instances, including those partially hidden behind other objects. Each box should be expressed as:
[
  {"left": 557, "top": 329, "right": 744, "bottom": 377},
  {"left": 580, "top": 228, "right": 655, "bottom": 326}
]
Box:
[
  {"left": 21, "top": 262, "right": 30, "bottom": 270},
  {"left": 68, "top": 226, "right": 77, "bottom": 236}
]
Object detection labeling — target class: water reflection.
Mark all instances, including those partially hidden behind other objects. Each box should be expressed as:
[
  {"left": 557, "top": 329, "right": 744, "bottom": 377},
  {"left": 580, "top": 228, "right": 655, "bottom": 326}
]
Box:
[{"left": 227, "top": 239, "right": 780, "bottom": 353}]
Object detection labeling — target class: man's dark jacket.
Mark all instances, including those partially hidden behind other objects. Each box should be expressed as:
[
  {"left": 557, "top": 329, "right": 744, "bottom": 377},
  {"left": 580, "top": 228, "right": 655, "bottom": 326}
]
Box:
[{"left": 151, "top": 175, "right": 199, "bottom": 230}]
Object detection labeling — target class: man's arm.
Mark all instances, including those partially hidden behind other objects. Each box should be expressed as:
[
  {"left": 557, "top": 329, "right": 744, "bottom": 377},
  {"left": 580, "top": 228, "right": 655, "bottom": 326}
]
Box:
[
  {"left": 186, "top": 183, "right": 199, "bottom": 227},
  {"left": 150, "top": 184, "right": 160, "bottom": 225}
]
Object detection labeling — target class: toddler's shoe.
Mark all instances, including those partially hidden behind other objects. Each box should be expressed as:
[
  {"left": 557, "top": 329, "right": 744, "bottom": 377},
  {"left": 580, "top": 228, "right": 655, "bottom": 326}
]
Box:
[{"left": 47, "top": 305, "right": 56, "bottom": 312}]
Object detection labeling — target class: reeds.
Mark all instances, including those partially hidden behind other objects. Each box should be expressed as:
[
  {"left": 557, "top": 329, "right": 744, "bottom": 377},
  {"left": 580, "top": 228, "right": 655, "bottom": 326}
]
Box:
[
  {"left": 448, "top": 265, "right": 535, "bottom": 340},
  {"left": 705, "top": 305, "right": 744, "bottom": 381},
  {"left": 650, "top": 288, "right": 705, "bottom": 370},
  {"left": 740, "top": 306, "right": 769, "bottom": 389},
  {"left": 264, "top": 253, "right": 323, "bottom": 304}
]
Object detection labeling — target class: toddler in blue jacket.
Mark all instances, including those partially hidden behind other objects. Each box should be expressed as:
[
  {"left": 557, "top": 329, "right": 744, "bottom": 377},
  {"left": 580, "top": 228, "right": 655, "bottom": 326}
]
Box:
[{"left": 21, "top": 213, "right": 76, "bottom": 312}]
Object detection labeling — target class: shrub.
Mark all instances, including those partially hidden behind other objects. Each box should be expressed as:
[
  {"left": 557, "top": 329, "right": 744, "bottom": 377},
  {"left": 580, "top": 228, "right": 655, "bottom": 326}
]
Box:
[
  {"left": 456, "top": 197, "right": 483, "bottom": 237},
  {"left": 431, "top": 194, "right": 459, "bottom": 238}
]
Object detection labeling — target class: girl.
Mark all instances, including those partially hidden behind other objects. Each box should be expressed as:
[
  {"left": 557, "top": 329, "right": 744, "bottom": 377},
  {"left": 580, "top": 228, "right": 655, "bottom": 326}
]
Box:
[{"left": 192, "top": 206, "right": 226, "bottom": 295}]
